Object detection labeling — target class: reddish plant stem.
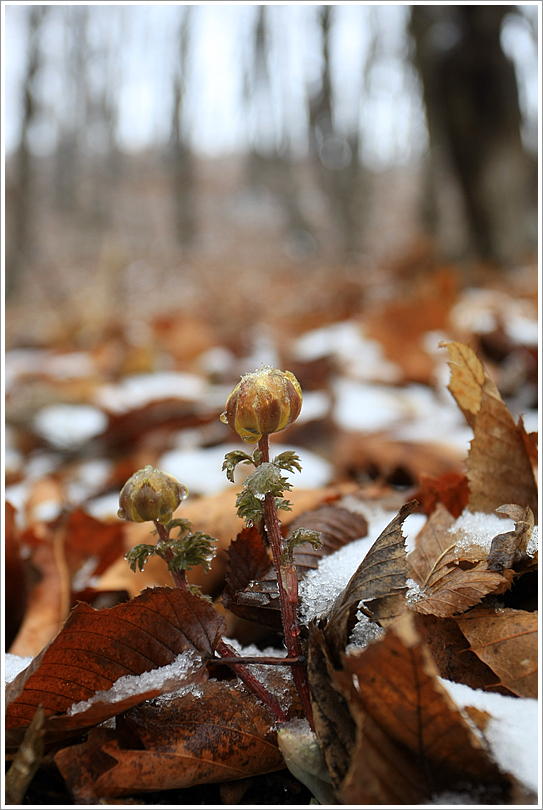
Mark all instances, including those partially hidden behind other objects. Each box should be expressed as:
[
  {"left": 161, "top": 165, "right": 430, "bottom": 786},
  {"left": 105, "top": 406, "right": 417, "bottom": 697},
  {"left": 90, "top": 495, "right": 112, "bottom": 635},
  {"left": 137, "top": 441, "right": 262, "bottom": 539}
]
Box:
[
  {"left": 154, "top": 521, "right": 288, "bottom": 724},
  {"left": 258, "top": 438, "right": 315, "bottom": 730},
  {"left": 216, "top": 640, "right": 288, "bottom": 723}
]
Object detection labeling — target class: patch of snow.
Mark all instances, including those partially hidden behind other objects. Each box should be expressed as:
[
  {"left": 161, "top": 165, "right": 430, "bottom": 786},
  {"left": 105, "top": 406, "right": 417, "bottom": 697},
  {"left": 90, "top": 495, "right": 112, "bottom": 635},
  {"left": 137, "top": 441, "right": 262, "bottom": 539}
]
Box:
[
  {"left": 439, "top": 678, "right": 539, "bottom": 794},
  {"left": 94, "top": 371, "right": 206, "bottom": 414},
  {"left": 85, "top": 492, "right": 124, "bottom": 521},
  {"left": 5, "top": 349, "right": 95, "bottom": 391},
  {"left": 292, "top": 320, "right": 401, "bottom": 382},
  {"left": 451, "top": 510, "right": 517, "bottom": 558},
  {"left": 405, "top": 577, "right": 425, "bottom": 606},
  {"left": 505, "top": 314, "right": 539, "bottom": 347},
  {"left": 332, "top": 378, "right": 406, "bottom": 432},
  {"left": 346, "top": 611, "right": 385, "bottom": 654},
  {"left": 67, "top": 650, "right": 203, "bottom": 715},
  {"left": 65, "top": 459, "right": 113, "bottom": 505},
  {"left": 159, "top": 442, "right": 332, "bottom": 496},
  {"left": 31, "top": 499, "right": 64, "bottom": 523},
  {"left": 298, "top": 390, "right": 331, "bottom": 423},
  {"left": 299, "top": 534, "right": 376, "bottom": 624},
  {"left": 4, "top": 654, "right": 34, "bottom": 683},
  {"left": 197, "top": 345, "right": 238, "bottom": 377},
  {"left": 34, "top": 404, "right": 108, "bottom": 449},
  {"left": 299, "top": 502, "right": 426, "bottom": 624}
]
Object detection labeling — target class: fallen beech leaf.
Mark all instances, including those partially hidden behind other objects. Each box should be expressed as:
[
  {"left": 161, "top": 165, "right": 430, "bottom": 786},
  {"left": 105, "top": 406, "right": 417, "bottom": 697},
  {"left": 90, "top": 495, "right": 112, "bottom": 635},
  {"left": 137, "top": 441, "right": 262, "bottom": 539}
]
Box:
[
  {"left": 63, "top": 509, "right": 126, "bottom": 593},
  {"left": 416, "top": 614, "right": 505, "bottom": 693},
  {"left": 9, "top": 520, "right": 71, "bottom": 657},
  {"left": 408, "top": 505, "right": 509, "bottom": 617},
  {"left": 487, "top": 505, "right": 534, "bottom": 572},
  {"left": 224, "top": 503, "right": 369, "bottom": 633},
  {"left": 333, "top": 612, "right": 507, "bottom": 801},
  {"left": 5, "top": 586, "right": 224, "bottom": 750},
  {"left": 307, "top": 625, "right": 356, "bottom": 792},
  {"left": 443, "top": 342, "right": 538, "bottom": 519},
  {"left": 55, "top": 680, "right": 285, "bottom": 800},
  {"left": 413, "top": 471, "right": 470, "bottom": 518},
  {"left": 456, "top": 608, "right": 538, "bottom": 698},
  {"left": 324, "top": 500, "right": 414, "bottom": 661}
]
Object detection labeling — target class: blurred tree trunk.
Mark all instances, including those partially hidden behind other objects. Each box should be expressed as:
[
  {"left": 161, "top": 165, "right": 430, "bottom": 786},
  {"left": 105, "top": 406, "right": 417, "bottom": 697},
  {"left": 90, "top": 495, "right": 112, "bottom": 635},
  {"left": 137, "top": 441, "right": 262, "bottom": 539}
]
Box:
[
  {"left": 308, "top": 5, "right": 367, "bottom": 259},
  {"left": 410, "top": 5, "right": 537, "bottom": 264},
  {"left": 246, "top": 6, "right": 315, "bottom": 257},
  {"left": 6, "top": 6, "right": 47, "bottom": 298},
  {"left": 54, "top": 6, "right": 89, "bottom": 215},
  {"left": 168, "top": 7, "right": 196, "bottom": 248}
]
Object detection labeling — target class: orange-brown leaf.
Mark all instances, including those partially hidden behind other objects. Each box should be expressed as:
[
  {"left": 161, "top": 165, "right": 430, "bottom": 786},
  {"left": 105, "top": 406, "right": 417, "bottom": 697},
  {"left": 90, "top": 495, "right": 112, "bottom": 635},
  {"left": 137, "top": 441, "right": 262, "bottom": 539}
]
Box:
[
  {"left": 443, "top": 342, "right": 538, "bottom": 519},
  {"left": 408, "top": 504, "right": 509, "bottom": 617},
  {"left": 5, "top": 586, "right": 224, "bottom": 749},
  {"left": 55, "top": 680, "right": 285, "bottom": 800},
  {"left": 455, "top": 608, "right": 538, "bottom": 698},
  {"left": 333, "top": 612, "right": 507, "bottom": 802}
]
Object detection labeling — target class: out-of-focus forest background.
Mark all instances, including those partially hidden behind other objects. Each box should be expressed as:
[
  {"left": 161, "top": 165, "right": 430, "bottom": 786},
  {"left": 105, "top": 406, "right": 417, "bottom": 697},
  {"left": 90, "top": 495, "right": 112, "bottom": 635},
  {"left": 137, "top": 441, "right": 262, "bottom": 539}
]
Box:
[{"left": 4, "top": 3, "right": 539, "bottom": 349}]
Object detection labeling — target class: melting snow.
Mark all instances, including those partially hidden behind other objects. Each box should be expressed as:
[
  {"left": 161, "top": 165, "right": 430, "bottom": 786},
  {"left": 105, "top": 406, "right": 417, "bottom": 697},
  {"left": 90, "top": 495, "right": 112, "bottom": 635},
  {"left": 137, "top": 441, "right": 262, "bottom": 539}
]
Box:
[
  {"left": 66, "top": 650, "right": 203, "bottom": 715},
  {"left": 33, "top": 404, "right": 108, "bottom": 449},
  {"left": 292, "top": 320, "right": 401, "bottom": 382},
  {"left": 451, "top": 509, "right": 538, "bottom": 558},
  {"left": 5, "top": 654, "right": 34, "bottom": 683},
  {"left": 159, "top": 443, "right": 332, "bottom": 496},
  {"left": 94, "top": 371, "right": 206, "bottom": 414},
  {"left": 439, "top": 679, "right": 539, "bottom": 794}
]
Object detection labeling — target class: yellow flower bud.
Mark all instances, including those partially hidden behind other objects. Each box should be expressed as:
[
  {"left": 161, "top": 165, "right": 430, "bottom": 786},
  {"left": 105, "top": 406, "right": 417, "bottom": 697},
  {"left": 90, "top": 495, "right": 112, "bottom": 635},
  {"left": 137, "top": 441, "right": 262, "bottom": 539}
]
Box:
[
  {"left": 220, "top": 367, "right": 303, "bottom": 444},
  {"left": 118, "top": 466, "right": 188, "bottom": 524}
]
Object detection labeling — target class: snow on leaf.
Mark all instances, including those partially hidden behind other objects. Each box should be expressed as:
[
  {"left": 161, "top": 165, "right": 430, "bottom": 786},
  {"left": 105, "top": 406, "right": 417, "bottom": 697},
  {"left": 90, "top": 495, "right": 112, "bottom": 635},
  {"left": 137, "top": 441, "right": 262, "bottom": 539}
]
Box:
[
  {"left": 323, "top": 500, "right": 414, "bottom": 662},
  {"left": 332, "top": 612, "right": 509, "bottom": 803},
  {"left": 5, "top": 586, "right": 223, "bottom": 752},
  {"left": 407, "top": 504, "right": 510, "bottom": 618},
  {"left": 55, "top": 679, "right": 286, "bottom": 801}
]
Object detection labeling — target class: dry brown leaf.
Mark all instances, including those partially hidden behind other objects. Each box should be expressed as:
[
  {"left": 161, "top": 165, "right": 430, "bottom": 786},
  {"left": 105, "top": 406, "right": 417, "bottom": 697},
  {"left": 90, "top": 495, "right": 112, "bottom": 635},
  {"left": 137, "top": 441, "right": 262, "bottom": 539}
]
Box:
[
  {"left": 487, "top": 504, "right": 534, "bottom": 572},
  {"left": 408, "top": 504, "right": 510, "bottom": 617},
  {"left": 365, "top": 266, "right": 458, "bottom": 383},
  {"left": 456, "top": 608, "right": 538, "bottom": 698},
  {"left": 5, "top": 587, "right": 223, "bottom": 751},
  {"left": 55, "top": 679, "right": 285, "bottom": 800},
  {"left": 324, "top": 500, "right": 414, "bottom": 661},
  {"left": 413, "top": 471, "right": 470, "bottom": 518},
  {"left": 332, "top": 612, "right": 508, "bottom": 802},
  {"left": 416, "top": 614, "right": 506, "bottom": 693},
  {"left": 443, "top": 342, "right": 538, "bottom": 519},
  {"left": 307, "top": 625, "right": 357, "bottom": 793},
  {"left": 9, "top": 520, "right": 71, "bottom": 657}
]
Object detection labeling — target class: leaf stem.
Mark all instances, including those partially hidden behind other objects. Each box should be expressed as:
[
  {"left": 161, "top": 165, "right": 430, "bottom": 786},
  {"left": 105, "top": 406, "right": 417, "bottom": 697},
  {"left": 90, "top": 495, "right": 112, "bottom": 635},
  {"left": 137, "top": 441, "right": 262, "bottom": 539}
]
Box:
[
  {"left": 257, "top": 437, "right": 315, "bottom": 730},
  {"left": 216, "top": 640, "right": 288, "bottom": 723}
]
